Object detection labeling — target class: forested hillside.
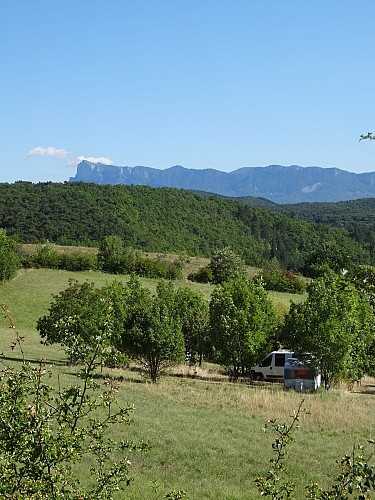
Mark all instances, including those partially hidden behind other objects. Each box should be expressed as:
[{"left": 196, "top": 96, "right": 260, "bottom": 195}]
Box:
[
  {"left": 282, "top": 198, "right": 375, "bottom": 225},
  {"left": 247, "top": 198, "right": 375, "bottom": 261},
  {"left": 0, "top": 181, "right": 372, "bottom": 270}
]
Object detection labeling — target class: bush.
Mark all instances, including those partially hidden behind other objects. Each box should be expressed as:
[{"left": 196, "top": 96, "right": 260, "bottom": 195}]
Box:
[
  {"left": 134, "top": 257, "right": 182, "bottom": 279},
  {"left": 31, "top": 242, "right": 61, "bottom": 268},
  {"left": 98, "top": 235, "right": 183, "bottom": 279},
  {"left": 59, "top": 251, "right": 98, "bottom": 271},
  {"left": 209, "top": 247, "right": 245, "bottom": 284},
  {"left": 255, "top": 270, "right": 306, "bottom": 294},
  {"left": 22, "top": 244, "right": 98, "bottom": 272},
  {"left": 98, "top": 236, "right": 141, "bottom": 274},
  {"left": 188, "top": 265, "right": 213, "bottom": 283}
]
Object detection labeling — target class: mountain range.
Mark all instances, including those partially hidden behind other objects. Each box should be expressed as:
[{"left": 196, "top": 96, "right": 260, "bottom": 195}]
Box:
[{"left": 69, "top": 161, "right": 375, "bottom": 203}]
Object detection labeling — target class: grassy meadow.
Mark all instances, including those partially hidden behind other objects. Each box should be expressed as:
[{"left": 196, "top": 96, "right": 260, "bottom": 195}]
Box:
[{"left": 0, "top": 268, "right": 374, "bottom": 499}]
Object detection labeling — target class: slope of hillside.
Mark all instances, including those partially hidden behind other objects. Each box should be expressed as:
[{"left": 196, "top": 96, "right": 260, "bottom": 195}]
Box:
[
  {"left": 0, "top": 182, "right": 371, "bottom": 271},
  {"left": 242, "top": 197, "right": 375, "bottom": 261}
]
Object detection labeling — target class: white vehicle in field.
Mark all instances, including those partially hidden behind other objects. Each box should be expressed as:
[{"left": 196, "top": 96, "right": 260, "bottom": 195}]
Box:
[{"left": 251, "top": 349, "right": 294, "bottom": 381}]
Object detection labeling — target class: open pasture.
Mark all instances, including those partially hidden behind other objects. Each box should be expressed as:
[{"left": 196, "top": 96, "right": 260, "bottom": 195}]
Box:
[{"left": 0, "top": 268, "right": 373, "bottom": 499}]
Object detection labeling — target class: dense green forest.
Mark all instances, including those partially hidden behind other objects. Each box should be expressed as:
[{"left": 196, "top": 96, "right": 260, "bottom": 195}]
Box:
[
  {"left": 238, "top": 197, "right": 375, "bottom": 261},
  {"left": 0, "top": 181, "right": 372, "bottom": 271}
]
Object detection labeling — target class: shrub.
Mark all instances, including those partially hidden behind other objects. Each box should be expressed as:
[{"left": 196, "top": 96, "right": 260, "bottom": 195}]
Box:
[
  {"left": 188, "top": 265, "right": 213, "bottom": 283},
  {"left": 134, "top": 257, "right": 182, "bottom": 279},
  {"left": 29, "top": 242, "right": 61, "bottom": 268},
  {"left": 209, "top": 247, "right": 246, "bottom": 284},
  {"left": 22, "top": 244, "right": 98, "bottom": 272},
  {"left": 59, "top": 251, "right": 98, "bottom": 271},
  {"left": 255, "top": 270, "right": 306, "bottom": 294}
]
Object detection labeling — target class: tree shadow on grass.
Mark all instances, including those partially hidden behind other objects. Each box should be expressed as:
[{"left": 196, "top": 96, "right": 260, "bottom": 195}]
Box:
[
  {"left": 0, "top": 354, "right": 67, "bottom": 366},
  {"left": 59, "top": 366, "right": 146, "bottom": 384}
]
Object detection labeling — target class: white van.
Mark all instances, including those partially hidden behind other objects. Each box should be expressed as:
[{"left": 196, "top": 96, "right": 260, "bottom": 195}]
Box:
[{"left": 251, "top": 350, "right": 294, "bottom": 381}]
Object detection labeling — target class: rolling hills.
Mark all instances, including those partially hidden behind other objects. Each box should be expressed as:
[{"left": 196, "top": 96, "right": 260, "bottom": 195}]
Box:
[{"left": 0, "top": 181, "right": 373, "bottom": 271}]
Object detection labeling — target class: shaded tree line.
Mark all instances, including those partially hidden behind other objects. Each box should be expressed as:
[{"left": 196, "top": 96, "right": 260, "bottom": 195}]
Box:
[{"left": 19, "top": 238, "right": 183, "bottom": 279}]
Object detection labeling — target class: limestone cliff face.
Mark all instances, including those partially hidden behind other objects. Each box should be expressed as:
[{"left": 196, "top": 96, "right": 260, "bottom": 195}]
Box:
[{"left": 69, "top": 161, "right": 375, "bottom": 203}]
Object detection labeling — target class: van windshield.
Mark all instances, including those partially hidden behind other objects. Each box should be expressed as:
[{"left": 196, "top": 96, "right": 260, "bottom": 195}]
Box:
[{"left": 259, "top": 355, "right": 272, "bottom": 367}]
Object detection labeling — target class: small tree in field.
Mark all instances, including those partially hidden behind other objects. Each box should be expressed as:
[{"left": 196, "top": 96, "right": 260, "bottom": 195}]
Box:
[
  {"left": 209, "top": 277, "right": 276, "bottom": 376},
  {"left": 0, "top": 229, "right": 20, "bottom": 281},
  {"left": 37, "top": 279, "right": 126, "bottom": 366},
  {"left": 209, "top": 247, "right": 246, "bottom": 284},
  {"left": 98, "top": 235, "right": 140, "bottom": 274},
  {"left": 174, "top": 287, "right": 209, "bottom": 365},
  {"left": 115, "top": 277, "right": 185, "bottom": 382},
  {"left": 281, "top": 272, "right": 374, "bottom": 389}
]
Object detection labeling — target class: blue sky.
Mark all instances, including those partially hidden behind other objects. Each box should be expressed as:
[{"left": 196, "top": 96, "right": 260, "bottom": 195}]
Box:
[{"left": 1, "top": 0, "right": 375, "bottom": 183}]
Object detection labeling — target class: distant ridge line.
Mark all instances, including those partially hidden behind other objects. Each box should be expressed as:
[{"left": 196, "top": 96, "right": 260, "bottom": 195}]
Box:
[{"left": 69, "top": 161, "right": 375, "bottom": 203}]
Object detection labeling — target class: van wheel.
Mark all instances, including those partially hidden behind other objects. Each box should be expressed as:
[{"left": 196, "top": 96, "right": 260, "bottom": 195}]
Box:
[{"left": 254, "top": 373, "right": 264, "bottom": 381}]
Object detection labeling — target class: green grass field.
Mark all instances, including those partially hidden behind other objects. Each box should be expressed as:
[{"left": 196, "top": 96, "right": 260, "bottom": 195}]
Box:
[{"left": 0, "top": 269, "right": 374, "bottom": 499}]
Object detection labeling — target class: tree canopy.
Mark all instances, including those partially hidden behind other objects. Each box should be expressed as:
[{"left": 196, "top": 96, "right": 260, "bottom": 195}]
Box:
[
  {"left": 209, "top": 247, "right": 246, "bottom": 284},
  {"left": 37, "top": 277, "right": 187, "bottom": 383},
  {"left": 281, "top": 272, "right": 374, "bottom": 388},
  {"left": 113, "top": 277, "right": 185, "bottom": 382},
  {"left": 0, "top": 229, "right": 20, "bottom": 281},
  {"left": 209, "top": 277, "right": 276, "bottom": 376},
  {"left": 36, "top": 279, "right": 124, "bottom": 366}
]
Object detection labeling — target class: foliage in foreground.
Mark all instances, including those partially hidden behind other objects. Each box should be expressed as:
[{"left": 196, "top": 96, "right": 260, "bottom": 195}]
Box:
[
  {"left": 256, "top": 400, "right": 375, "bottom": 499},
  {"left": 0, "top": 304, "right": 148, "bottom": 499}
]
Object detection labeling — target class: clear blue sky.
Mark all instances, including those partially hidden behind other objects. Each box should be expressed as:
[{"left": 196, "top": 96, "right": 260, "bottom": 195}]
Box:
[{"left": 1, "top": 0, "right": 375, "bottom": 183}]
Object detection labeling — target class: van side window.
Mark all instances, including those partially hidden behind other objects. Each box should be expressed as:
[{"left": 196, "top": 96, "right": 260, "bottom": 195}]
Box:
[
  {"left": 275, "top": 354, "right": 286, "bottom": 366},
  {"left": 259, "top": 355, "right": 272, "bottom": 367}
]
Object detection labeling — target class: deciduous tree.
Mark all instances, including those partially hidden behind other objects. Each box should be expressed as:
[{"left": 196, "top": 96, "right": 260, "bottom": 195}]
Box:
[
  {"left": 281, "top": 272, "right": 374, "bottom": 388},
  {"left": 209, "top": 247, "right": 246, "bottom": 284},
  {"left": 115, "top": 277, "right": 185, "bottom": 382},
  {"left": 0, "top": 229, "right": 20, "bottom": 281},
  {"left": 209, "top": 277, "right": 276, "bottom": 376},
  {"left": 37, "top": 279, "right": 124, "bottom": 366},
  {"left": 174, "top": 287, "right": 209, "bottom": 365}
]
